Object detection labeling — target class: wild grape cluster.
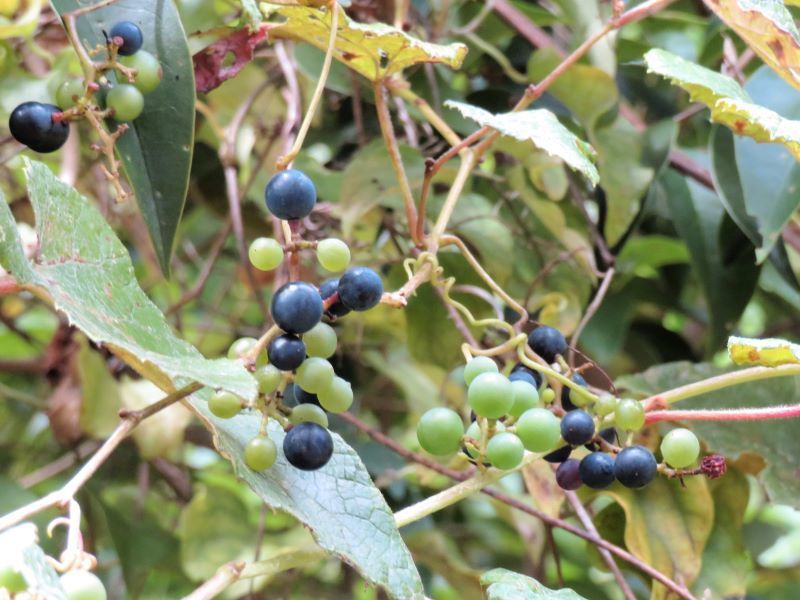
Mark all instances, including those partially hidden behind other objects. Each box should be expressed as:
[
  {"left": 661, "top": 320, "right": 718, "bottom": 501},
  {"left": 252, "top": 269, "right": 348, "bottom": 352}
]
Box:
[
  {"left": 211, "top": 169, "right": 384, "bottom": 473},
  {"left": 8, "top": 21, "right": 162, "bottom": 153},
  {"left": 417, "top": 326, "right": 708, "bottom": 490}
]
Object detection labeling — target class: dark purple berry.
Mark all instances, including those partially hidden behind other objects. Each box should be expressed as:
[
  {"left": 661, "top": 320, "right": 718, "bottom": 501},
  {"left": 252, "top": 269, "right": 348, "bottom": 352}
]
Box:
[
  {"left": 614, "top": 445, "right": 657, "bottom": 489},
  {"left": 265, "top": 169, "right": 316, "bottom": 220},
  {"left": 283, "top": 422, "right": 333, "bottom": 470},
  {"left": 579, "top": 452, "right": 616, "bottom": 489},
  {"left": 555, "top": 459, "right": 582, "bottom": 490},
  {"left": 267, "top": 334, "right": 306, "bottom": 371},
  {"left": 271, "top": 281, "right": 323, "bottom": 334},
  {"left": 9, "top": 102, "right": 69, "bottom": 153},
  {"left": 527, "top": 326, "right": 568, "bottom": 363},
  {"left": 109, "top": 21, "right": 143, "bottom": 56}
]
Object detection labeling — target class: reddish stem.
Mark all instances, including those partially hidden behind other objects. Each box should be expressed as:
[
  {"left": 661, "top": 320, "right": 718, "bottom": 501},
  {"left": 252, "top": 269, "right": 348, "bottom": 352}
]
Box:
[
  {"left": 646, "top": 404, "right": 800, "bottom": 424},
  {"left": 0, "top": 275, "right": 21, "bottom": 295}
]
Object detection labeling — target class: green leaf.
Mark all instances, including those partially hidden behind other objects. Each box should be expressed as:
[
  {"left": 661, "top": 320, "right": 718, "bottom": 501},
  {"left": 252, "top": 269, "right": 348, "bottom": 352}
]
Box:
[
  {"left": 704, "top": 0, "right": 800, "bottom": 92},
  {"left": 241, "top": 0, "right": 263, "bottom": 27},
  {"left": 0, "top": 524, "right": 66, "bottom": 600},
  {"left": 616, "top": 362, "right": 800, "bottom": 508},
  {"left": 659, "top": 169, "right": 760, "bottom": 350},
  {"left": 480, "top": 568, "right": 587, "bottom": 599},
  {"left": 51, "top": 0, "right": 196, "bottom": 275},
  {"left": 445, "top": 100, "right": 599, "bottom": 184},
  {"left": 261, "top": 2, "right": 467, "bottom": 81},
  {"left": 0, "top": 160, "right": 255, "bottom": 400},
  {"left": 601, "top": 477, "right": 714, "bottom": 600},
  {"left": 710, "top": 66, "right": 800, "bottom": 262},
  {"left": 194, "top": 412, "right": 424, "bottom": 599},
  {"left": 75, "top": 333, "right": 121, "bottom": 438},
  {"left": 644, "top": 48, "right": 800, "bottom": 160},
  {"left": 693, "top": 468, "right": 751, "bottom": 598},
  {"left": 0, "top": 161, "right": 422, "bottom": 599}
]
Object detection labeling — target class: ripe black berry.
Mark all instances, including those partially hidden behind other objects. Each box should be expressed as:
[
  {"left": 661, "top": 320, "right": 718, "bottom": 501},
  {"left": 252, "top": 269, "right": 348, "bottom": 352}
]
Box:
[
  {"left": 579, "top": 452, "right": 616, "bottom": 489},
  {"left": 555, "top": 459, "right": 582, "bottom": 490},
  {"left": 614, "top": 445, "right": 657, "bottom": 489},
  {"left": 265, "top": 169, "right": 316, "bottom": 220},
  {"left": 542, "top": 445, "right": 572, "bottom": 463},
  {"left": 283, "top": 422, "right": 333, "bottom": 470},
  {"left": 109, "top": 21, "right": 143, "bottom": 56},
  {"left": 282, "top": 383, "right": 320, "bottom": 407},
  {"left": 509, "top": 363, "right": 542, "bottom": 388},
  {"left": 320, "top": 278, "right": 350, "bottom": 318},
  {"left": 271, "top": 281, "right": 323, "bottom": 334},
  {"left": 560, "top": 410, "right": 595, "bottom": 446},
  {"left": 9, "top": 102, "right": 69, "bottom": 153},
  {"left": 527, "top": 326, "right": 568, "bottom": 363},
  {"left": 561, "top": 373, "right": 587, "bottom": 411},
  {"left": 338, "top": 266, "right": 383, "bottom": 311},
  {"left": 267, "top": 334, "right": 306, "bottom": 371}
]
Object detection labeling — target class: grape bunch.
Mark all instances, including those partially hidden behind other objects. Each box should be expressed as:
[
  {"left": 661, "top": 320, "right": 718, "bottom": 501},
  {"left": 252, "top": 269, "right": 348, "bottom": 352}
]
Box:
[
  {"left": 209, "top": 169, "right": 385, "bottom": 473},
  {"left": 8, "top": 21, "right": 163, "bottom": 154},
  {"left": 417, "top": 325, "right": 706, "bottom": 490}
]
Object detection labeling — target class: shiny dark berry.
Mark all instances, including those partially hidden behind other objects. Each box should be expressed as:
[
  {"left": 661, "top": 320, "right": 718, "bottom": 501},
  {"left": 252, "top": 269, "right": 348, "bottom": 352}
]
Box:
[
  {"left": 579, "top": 452, "right": 616, "bottom": 489},
  {"left": 9, "top": 102, "right": 69, "bottom": 153},
  {"left": 283, "top": 422, "right": 333, "bottom": 470},
  {"left": 509, "top": 363, "right": 542, "bottom": 388},
  {"left": 271, "top": 281, "right": 323, "bottom": 334},
  {"left": 319, "top": 278, "right": 350, "bottom": 318},
  {"left": 560, "top": 410, "right": 595, "bottom": 446},
  {"left": 267, "top": 334, "right": 306, "bottom": 371},
  {"left": 527, "top": 326, "right": 568, "bottom": 363},
  {"left": 542, "top": 445, "right": 572, "bottom": 463},
  {"left": 337, "top": 266, "right": 383, "bottom": 311},
  {"left": 109, "top": 21, "right": 143, "bottom": 56},
  {"left": 561, "top": 373, "right": 587, "bottom": 411},
  {"left": 265, "top": 169, "right": 316, "bottom": 220},
  {"left": 555, "top": 459, "right": 582, "bottom": 490},
  {"left": 614, "top": 445, "right": 658, "bottom": 489}
]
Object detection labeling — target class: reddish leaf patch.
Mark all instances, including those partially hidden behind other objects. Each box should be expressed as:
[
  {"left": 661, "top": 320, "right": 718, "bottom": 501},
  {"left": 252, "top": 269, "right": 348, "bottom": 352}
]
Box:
[{"left": 193, "top": 24, "right": 274, "bottom": 93}]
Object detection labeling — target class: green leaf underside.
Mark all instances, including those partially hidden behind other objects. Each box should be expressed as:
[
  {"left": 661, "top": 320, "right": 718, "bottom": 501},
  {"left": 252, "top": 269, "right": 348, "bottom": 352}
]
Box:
[
  {"left": 50, "top": 0, "right": 196, "bottom": 275},
  {"left": 0, "top": 524, "right": 66, "bottom": 599},
  {"left": 644, "top": 48, "right": 800, "bottom": 160},
  {"left": 260, "top": 2, "right": 467, "bottom": 81},
  {"left": 480, "top": 568, "right": 587, "bottom": 599},
  {"left": 617, "top": 361, "right": 800, "bottom": 508},
  {"left": 0, "top": 160, "right": 422, "bottom": 600},
  {"left": 445, "top": 100, "right": 599, "bottom": 184}
]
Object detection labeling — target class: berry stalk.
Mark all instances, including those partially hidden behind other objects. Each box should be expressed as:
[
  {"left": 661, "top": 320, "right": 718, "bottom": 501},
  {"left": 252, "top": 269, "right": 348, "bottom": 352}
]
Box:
[{"left": 646, "top": 404, "right": 800, "bottom": 423}]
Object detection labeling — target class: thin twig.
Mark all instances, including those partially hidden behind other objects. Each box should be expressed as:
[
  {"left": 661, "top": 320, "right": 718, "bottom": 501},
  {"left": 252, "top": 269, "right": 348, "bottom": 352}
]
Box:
[
  {"left": 182, "top": 561, "right": 245, "bottom": 600},
  {"left": 569, "top": 267, "right": 615, "bottom": 366}
]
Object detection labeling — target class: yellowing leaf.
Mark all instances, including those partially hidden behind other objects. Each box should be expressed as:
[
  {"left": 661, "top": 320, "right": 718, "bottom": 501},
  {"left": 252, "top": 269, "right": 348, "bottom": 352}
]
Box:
[
  {"left": 645, "top": 48, "right": 800, "bottom": 160},
  {"left": 728, "top": 335, "right": 800, "bottom": 366},
  {"left": 445, "top": 100, "right": 599, "bottom": 184},
  {"left": 705, "top": 0, "right": 800, "bottom": 90},
  {"left": 260, "top": 2, "right": 467, "bottom": 81}
]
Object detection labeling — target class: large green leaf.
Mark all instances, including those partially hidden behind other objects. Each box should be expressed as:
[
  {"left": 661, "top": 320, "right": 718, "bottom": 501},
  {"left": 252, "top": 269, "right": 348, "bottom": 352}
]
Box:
[
  {"left": 644, "top": 48, "right": 800, "bottom": 160},
  {"left": 0, "top": 524, "right": 66, "bottom": 599},
  {"left": 261, "top": 2, "right": 467, "bottom": 81},
  {"left": 710, "top": 66, "right": 800, "bottom": 262},
  {"left": 617, "top": 361, "right": 800, "bottom": 508},
  {"left": 704, "top": 0, "right": 800, "bottom": 91},
  {"left": 601, "top": 477, "right": 714, "bottom": 600},
  {"left": 659, "top": 169, "right": 760, "bottom": 350},
  {"left": 480, "top": 568, "right": 587, "bottom": 599},
  {"left": 693, "top": 468, "right": 751, "bottom": 598},
  {"left": 51, "top": 0, "right": 196, "bottom": 275},
  {"left": 0, "top": 161, "right": 423, "bottom": 599},
  {"left": 445, "top": 100, "right": 599, "bottom": 184}
]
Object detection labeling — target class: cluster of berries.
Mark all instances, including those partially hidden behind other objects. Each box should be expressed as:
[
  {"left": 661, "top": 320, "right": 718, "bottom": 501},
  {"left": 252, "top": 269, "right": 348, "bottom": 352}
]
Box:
[
  {"left": 417, "top": 325, "right": 706, "bottom": 490},
  {"left": 209, "top": 169, "right": 384, "bottom": 473},
  {"left": 8, "top": 21, "right": 162, "bottom": 153}
]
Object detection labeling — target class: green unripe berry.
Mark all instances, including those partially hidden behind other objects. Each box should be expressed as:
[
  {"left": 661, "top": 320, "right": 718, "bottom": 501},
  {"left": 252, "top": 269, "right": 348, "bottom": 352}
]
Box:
[
  {"left": 595, "top": 393, "right": 618, "bottom": 417},
  {"left": 515, "top": 408, "right": 561, "bottom": 453},
  {"left": 467, "top": 372, "right": 513, "bottom": 419},
  {"left": 486, "top": 432, "right": 524, "bottom": 470},
  {"left": 417, "top": 407, "right": 464, "bottom": 456},
  {"left": 463, "top": 356, "right": 498, "bottom": 385},
  {"left": 248, "top": 237, "right": 284, "bottom": 271},
  {"left": 107, "top": 83, "right": 144, "bottom": 121},
  {"left": 59, "top": 570, "right": 107, "bottom": 600},
  {"left": 254, "top": 364, "right": 281, "bottom": 395},
  {"left": 290, "top": 403, "right": 329, "bottom": 427},
  {"left": 316, "top": 238, "right": 351, "bottom": 272},
  {"left": 660, "top": 428, "right": 700, "bottom": 468},
  {"left": 244, "top": 437, "right": 277, "bottom": 471},
  {"left": 317, "top": 376, "right": 353, "bottom": 413},
  {"left": 509, "top": 380, "right": 540, "bottom": 418},
  {"left": 208, "top": 390, "right": 242, "bottom": 419},
  {"left": 56, "top": 79, "right": 85, "bottom": 107},
  {"left": 295, "top": 357, "right": 335, "bottom": 393},
  {"left": 227, "top": 337, "right": 266, "bottom": 366},
  {"left": 120, "top": 50, "right": 163, "bottom": 94},
  {"left": 540, "top": 388, "right": 556, "bottom": 405},
  {"left": 0, "top": 561, "right": 26, "bottom": 593},
  {"left": 303, "top": 322, "right": 337, "bottom": 358},
  {"left": 615, "top": 398, "right": 646, "bottom": 431}
]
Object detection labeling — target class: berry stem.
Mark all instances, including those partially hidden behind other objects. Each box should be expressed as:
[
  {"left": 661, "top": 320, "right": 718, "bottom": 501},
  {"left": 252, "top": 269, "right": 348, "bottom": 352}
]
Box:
[
  {"left": 642, "top": 364, "right": 800, "bottom": 411},
  {"left": 646, "top": 404, "right": 800, "bottom": 424}
]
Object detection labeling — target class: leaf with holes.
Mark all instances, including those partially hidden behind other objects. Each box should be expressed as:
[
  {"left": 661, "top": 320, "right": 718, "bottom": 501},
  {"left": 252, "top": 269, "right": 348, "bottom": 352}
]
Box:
[
  {"left": 704, "top": 0, "right": 800, "bottom": 91},
  {"left": 645, "top": 48, "right": 800, "bottom": 160},
  {"left": 481, "top": 568, "right": 587, "bottom": 599},
  {"left": 51, "top": 0, "right": 196, "bottom": 275},
  {"left": 260, "top": 2, "right": 467, "bottom": 81},
  {"left": 445, "top": 101, "right": 599, "bottom": 184},
  {"left": 0, "top": 161, "right": 423, "bottom": 600}
]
